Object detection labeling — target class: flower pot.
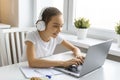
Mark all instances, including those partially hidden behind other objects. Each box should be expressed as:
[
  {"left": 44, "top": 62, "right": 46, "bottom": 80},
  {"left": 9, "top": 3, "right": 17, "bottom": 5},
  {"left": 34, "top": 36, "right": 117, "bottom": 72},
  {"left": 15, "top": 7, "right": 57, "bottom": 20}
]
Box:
[
  {"left": 77, "top": 28, "right": 88, "bottom": 39},
  {"left": 117, "top": 35, "right": 120, "bottom": 47}
]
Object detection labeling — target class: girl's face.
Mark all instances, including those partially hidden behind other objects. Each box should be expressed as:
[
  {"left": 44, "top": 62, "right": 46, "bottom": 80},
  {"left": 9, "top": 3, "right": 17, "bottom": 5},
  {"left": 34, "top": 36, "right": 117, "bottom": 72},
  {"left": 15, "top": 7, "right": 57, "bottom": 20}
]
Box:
[{"left": 45, "top": 15, "right": 64, "bottom": 38}]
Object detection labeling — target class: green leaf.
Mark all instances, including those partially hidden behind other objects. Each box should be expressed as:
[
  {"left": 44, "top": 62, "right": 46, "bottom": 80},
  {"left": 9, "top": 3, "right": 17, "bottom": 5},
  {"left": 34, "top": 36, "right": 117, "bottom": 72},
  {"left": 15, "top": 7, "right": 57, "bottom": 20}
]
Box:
[
  {"left": 115, "top": 21, "right": 120, "bottom": 34},
  {"left": 74, "top": 17, "right": 90, "bottom": 29}
]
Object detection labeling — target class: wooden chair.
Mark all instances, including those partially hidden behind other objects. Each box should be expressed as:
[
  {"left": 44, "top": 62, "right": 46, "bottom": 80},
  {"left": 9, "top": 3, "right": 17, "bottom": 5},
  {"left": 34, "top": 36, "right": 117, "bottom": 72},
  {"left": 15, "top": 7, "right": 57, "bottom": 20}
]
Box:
[{"left": 0, "top": 27, "right": 36, "bottom": 66}]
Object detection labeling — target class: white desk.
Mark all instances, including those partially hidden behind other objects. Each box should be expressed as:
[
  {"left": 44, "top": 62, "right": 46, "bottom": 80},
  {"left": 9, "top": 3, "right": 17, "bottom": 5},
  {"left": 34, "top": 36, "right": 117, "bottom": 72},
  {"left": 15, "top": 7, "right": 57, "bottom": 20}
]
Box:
[{"left": 0, "top": 51, "right": 120, "bottom": 80}]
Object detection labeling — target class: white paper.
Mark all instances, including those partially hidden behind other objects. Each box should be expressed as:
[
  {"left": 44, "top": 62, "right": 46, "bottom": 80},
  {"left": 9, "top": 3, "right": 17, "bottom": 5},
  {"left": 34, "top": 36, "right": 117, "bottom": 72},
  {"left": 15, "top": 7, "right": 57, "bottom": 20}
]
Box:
[
  {"left": 20, "top": 66, "right": 41, "bottom": 78},
  {"left": 35, "top": 68, "right": 62, "bottom": 75},
  {"left": 19, "top": 66, "right": 62, "bottom": 79}
]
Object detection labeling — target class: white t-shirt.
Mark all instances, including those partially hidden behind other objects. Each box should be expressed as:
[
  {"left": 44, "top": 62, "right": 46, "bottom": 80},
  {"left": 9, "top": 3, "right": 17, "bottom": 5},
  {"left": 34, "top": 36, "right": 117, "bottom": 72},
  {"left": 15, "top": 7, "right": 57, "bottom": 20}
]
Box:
[{"left": 21, "top": 30, "right": 63, "bottom": 61}]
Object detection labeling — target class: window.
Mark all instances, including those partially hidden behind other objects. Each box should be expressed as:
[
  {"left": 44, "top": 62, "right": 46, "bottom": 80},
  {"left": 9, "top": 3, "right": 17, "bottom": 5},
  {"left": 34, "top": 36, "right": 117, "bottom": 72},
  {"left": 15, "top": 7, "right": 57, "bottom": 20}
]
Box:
[
  {"left": 67, "top": 0, "right": 119, "bottom": 39},
  {"left": 34, "top": 0, "right": 64, "bottom": 24},
  {"left": 74, "top": 0, "right": 120, "bottom": 30},
  {"left": 34, "top": 0, "right": 118, "bottom": 40}
]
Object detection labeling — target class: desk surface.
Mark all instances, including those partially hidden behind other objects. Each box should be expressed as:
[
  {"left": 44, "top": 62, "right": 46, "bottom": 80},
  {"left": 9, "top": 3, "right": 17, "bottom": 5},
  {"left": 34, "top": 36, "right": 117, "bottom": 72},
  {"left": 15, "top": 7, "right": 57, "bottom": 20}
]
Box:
[{"left": 0, "top": 51, "right": 120, "bottom": 80}]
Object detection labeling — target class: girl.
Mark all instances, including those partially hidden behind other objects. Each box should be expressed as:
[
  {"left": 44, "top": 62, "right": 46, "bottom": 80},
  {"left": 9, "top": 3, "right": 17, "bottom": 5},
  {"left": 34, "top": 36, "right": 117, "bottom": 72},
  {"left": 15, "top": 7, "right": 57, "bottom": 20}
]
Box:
[{"left": 22, "top": 7, "right": 84, "bottom": 68}]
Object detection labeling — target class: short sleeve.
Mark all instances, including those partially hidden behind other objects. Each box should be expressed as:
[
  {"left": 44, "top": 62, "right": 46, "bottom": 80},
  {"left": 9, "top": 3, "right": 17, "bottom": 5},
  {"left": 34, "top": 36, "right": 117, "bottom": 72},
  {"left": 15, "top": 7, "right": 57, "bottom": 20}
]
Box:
[
  {"left": 25, "top": 32, "right": 36, "bottom": 44},
  {"left": 56, "top": 34, "right": 64, "bottom": 44}
]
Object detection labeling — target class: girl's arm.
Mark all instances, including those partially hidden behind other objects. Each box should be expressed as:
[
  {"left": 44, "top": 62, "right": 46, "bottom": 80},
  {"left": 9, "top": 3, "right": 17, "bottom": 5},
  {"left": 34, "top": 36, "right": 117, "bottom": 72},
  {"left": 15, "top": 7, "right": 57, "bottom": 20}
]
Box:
[
  {"left": 60, "top": 40, "right": 84, "bottom": 63},
  {"left": 26, "top": 41, "right": 81, "bottom": 68},
  {"left": 60, "top": 40, "right": 82, "bottom": 56}
]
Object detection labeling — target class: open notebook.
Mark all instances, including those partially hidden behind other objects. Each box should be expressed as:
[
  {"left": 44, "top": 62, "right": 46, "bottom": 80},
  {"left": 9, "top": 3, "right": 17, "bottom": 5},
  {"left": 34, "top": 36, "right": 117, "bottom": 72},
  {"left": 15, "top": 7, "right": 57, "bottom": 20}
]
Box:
[{"left": 20, "top": 66, "right": 62, "bottom": 78}]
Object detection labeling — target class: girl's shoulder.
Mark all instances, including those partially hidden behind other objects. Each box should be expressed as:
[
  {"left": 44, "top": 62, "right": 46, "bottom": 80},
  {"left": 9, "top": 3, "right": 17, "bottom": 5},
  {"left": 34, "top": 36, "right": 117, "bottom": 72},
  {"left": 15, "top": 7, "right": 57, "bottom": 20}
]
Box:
[
  {"left": 27, "top": 30, "right": 38, "bottom": 35},
  {"left": 25, "top": 30, "right": 39, "bottom": 44},
  {"left": 55, "top": 34, "right": 64, "bottom": 44},
  {"left": 27, "top": 30, "right": 39, "bottom": 37},
  {"left": 26, "top": 30, "right": 39, "bottom": 40}
]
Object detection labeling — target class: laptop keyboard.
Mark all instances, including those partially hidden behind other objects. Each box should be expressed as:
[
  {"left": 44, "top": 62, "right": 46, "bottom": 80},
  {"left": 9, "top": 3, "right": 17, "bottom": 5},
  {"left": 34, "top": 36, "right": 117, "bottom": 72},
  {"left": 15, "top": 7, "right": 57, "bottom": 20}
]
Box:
[
  {"left": 65, "top": 65, "right": 82, "bottom": 73},
  {"left": 65, "top": 65, "right": 78, "bottom": 73}
]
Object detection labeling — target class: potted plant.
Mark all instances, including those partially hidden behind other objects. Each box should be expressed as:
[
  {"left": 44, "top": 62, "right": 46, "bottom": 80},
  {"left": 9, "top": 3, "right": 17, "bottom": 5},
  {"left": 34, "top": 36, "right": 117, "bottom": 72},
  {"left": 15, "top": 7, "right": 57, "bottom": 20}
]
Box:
[
  {"left": 74, "top": 17, "right": 90, "bottom": 39},
  {"left": 115, "top": 21, "right": 120, "bottom": 47}
]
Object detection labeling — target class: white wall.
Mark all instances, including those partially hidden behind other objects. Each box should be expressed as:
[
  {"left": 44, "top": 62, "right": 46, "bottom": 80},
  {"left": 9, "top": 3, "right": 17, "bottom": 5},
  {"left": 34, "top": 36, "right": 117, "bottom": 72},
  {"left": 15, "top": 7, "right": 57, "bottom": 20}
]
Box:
[
  {"left": 0, "top": 0, "right": 34, "bottom": 27},
  {"left": 18, "top": 0, "right": 34, "bottom": 27}
]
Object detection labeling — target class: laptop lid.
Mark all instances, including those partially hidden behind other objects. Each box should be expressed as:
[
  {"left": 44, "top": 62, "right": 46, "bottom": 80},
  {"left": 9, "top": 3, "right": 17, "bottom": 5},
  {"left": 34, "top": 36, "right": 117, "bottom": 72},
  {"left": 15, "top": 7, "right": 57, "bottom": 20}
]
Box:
[{"left": 79, "top": 39, "right": 112, "bottom": 77}]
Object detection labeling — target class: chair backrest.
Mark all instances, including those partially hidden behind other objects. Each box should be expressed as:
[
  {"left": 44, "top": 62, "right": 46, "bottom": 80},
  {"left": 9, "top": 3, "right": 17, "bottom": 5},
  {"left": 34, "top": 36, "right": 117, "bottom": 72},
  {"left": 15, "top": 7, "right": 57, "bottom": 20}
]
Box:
[{"left": 0, "top": 27, "right": 36, "bottom": 66}]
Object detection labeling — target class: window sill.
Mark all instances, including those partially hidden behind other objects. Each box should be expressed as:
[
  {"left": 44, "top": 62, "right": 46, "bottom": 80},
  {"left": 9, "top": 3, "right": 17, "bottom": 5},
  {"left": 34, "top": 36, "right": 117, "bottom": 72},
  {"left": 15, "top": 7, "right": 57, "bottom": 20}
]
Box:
[
  {"left": 61, "top": 33, "right": 120, "bottom": 57},
  {"left": 0, "top": 23, "right": 11, "bottom": 29}
]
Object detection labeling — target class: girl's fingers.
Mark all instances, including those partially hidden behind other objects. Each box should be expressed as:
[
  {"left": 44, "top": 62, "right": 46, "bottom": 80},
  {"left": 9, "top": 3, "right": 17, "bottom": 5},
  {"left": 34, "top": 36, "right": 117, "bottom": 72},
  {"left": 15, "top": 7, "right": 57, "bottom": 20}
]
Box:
[
  {"left": 73, "top": 58, "right": 84, "bottom": 65},
  {"left": 67, "top": 58, "right": 84, "bottom": 67},
  {"left": 76, "top": 56, "right": 84, "bottom": 63}
]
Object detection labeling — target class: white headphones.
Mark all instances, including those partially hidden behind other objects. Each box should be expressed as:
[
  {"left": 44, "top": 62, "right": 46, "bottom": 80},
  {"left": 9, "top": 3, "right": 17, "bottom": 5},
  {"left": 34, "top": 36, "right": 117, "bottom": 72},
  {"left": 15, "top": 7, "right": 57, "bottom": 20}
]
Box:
[{"left": 36, "top": 7, "right": 47, "bottom": 31}]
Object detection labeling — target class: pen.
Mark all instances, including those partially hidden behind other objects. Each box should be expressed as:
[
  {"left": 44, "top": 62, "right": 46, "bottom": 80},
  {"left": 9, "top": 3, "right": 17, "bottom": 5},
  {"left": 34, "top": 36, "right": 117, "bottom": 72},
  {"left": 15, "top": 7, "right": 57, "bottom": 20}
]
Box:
[
  {"left": 45, "top": 75, "right": 52, "bottom": 79},
  {"left": 34, "top": 70, "right": 52, "bottom": 79}
]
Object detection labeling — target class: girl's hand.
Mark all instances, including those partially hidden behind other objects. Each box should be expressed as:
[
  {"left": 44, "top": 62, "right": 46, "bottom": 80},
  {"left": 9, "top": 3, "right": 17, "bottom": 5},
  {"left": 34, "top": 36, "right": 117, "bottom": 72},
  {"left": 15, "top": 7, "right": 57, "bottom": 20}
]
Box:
[
  {"left": 74, "top": 53, "right": 86, "bottom": 65},
  {"left": 75, "top": 55, "right": 85, "bottom": 65},
  {"left": 63, "top": 58, "right": 83, "bottom": 67}
]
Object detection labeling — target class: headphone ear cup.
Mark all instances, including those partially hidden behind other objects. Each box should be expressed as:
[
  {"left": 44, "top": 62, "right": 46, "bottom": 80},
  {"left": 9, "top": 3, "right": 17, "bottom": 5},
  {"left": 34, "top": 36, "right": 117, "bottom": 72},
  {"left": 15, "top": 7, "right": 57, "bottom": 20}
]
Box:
[{"left": 36, "top": 21, "right": 45, "bottom": 31}]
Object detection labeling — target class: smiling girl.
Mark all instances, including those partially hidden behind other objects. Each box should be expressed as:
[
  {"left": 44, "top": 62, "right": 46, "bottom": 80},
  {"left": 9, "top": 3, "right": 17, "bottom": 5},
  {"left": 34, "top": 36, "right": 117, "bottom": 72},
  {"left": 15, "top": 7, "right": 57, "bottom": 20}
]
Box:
[{"left": 22, "top": 7, "right": 84, "bottom": 68}]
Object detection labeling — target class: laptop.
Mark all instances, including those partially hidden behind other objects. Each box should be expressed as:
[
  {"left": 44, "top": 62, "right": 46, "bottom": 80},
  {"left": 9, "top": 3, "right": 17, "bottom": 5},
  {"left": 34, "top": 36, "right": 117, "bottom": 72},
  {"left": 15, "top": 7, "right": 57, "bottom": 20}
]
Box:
[{"left": 54, "top": 39, "right": 112, "bottom": 77}]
